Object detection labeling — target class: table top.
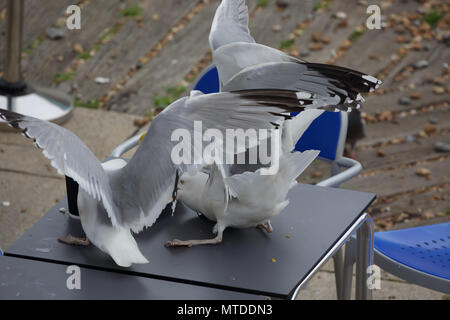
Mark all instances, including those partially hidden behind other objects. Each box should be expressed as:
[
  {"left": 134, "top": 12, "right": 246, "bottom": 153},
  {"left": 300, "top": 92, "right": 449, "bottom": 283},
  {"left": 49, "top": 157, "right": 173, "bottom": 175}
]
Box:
[
  {"left": 5, "top": 183, "right": 375, "bottom": 299},
  {"left": 0, "top": 255, "right": 262, "bottom": 300}
]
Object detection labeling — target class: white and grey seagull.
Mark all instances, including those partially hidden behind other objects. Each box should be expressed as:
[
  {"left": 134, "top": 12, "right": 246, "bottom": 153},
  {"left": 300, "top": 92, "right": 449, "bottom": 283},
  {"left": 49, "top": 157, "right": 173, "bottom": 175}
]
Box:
[
  {"left": 164, "top": 0, "right": 382, "bottom": 247},
  {"left": 210, "top": 0, "right": 382, "bottom": 108},
  {"left": 207, "top": 0, "right": 382, "bottom": 174},
  {"left": 0, "top": 89, "right": 329, "bottom": 267},
  {"left": 166, "top": 149, "right": 320, "bottom": 247},
  {"left": 209, "top": 0, "right": 382, "bottom": 176}
]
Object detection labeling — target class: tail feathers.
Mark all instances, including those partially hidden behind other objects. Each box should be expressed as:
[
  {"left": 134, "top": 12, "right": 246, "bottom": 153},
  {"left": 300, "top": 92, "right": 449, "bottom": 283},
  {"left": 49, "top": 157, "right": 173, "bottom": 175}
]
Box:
[
  {"left": 280, "top": 150, "right": 320, "bottom": 185},
  {"left": 224, "top": 149, "right": 319, "bottom": 200},
  {"left": 274, "top": 200, "right": 290, "bottom": 215},
  {"left": 102, "top": 228, "right": 149, "bottom": 267}
]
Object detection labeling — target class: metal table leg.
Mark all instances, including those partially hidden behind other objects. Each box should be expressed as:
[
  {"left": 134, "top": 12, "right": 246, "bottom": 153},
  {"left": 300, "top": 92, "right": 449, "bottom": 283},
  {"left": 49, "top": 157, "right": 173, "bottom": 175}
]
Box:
[
  {"left": 341, "top": 236, "right": 356, "bottom": 300},
  {"left": 333, "top": 246, "right": 344, "bottom": 299},
  {"left": 291, "top": 213, "right": 373, "bottom": 300}
]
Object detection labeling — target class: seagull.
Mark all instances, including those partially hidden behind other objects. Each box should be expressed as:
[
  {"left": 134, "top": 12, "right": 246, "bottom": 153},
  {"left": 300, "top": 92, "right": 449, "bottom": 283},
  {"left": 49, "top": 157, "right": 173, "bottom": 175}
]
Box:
[
  {"left": 165, "top": 95, "right": 324, "bottom": 247},
  {"left": 166, "top": 149, "right": 319, "bottom": 247},
  {"left": 209, "top": 0, "right": 382, "bottom": 110},
  {"left": 208, "top": 0, "right": 383, "bottom": 171},
  {"left": 0, "top": 89, "right": 329, "bottom": 267},
  {"left": 207, "top": 0, "right": 383, "bottom": 176},
  {"left": 165, "top": 0, "right": 383, "bottom": 247}
]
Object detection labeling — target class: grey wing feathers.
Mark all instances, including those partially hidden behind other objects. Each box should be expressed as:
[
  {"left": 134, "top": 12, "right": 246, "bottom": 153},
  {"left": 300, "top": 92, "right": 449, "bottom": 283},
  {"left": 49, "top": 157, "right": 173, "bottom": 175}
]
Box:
[
  {"left": 122, "top": 90, "right": 317, "bottom": 232},
  {"left": 0, "top": 109, "right": 120, "bottom": 228}
]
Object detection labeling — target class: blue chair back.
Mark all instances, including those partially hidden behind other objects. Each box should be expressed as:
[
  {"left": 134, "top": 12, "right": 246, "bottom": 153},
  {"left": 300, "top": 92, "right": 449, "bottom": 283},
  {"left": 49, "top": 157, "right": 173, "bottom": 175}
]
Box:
[
  {"left": 293, "top": 111, "right": 342, "bottom": 161},
  {"left": 193, "top": 65, "right": 345, "bottom": 161},
  {"left": 193, "top": 66, "right": 220, "bottom": 94}
]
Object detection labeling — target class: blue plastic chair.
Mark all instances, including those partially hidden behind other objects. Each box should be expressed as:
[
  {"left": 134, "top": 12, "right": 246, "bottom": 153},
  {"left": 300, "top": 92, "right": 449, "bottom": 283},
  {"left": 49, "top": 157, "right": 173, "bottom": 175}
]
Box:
[
  {"left": 374, "top": 222, "right": 450, "bottom": 294},
  {"left": 341, "top": 222, "right": 450, "bottom": 297}
]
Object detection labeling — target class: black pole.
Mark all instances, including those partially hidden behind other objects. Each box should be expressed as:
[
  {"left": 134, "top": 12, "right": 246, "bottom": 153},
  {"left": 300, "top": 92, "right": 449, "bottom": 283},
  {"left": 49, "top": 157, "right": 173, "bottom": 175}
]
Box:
[{"left": 0, "top": 0, "right": 26, "bottom": 94}]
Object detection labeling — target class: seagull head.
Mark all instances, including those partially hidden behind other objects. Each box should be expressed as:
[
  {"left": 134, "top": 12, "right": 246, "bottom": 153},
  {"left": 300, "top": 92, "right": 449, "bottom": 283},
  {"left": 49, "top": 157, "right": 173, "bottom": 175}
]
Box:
[{"left": 176, "top": 172, "right": 208, "bottom": 213}]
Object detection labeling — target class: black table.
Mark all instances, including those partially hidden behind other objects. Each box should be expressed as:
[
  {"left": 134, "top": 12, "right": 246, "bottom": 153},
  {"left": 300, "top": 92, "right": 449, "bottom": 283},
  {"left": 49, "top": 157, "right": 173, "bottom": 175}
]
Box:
[
  {"left": 3, "top": 184, "right": 375, "bottom": 299},
  {"left": 0, "top": 255, "right": 264, "bottom": 299}
]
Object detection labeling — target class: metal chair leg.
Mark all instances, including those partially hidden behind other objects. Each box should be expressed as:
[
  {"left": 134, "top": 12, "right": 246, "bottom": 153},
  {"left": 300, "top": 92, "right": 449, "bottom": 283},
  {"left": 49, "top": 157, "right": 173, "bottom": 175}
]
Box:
[{"left": 355, "top": 216, "right": 374, "bottom": 300}]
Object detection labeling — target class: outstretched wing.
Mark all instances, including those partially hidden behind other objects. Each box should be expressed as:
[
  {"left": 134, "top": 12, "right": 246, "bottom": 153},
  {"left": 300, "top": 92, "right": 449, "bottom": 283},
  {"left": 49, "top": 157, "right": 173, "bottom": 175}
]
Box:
[
  {"left": 0, "top": 109, "right": 120, "bottom": 228},
  {"left": 209, "top": 0, "right": 255, "bottom": 51},
  {"left": 223, "top": 61, "right": 382, "bottom": 111},
  {"left": 119, "top": 89, "right": 320, "bottom": 233}
]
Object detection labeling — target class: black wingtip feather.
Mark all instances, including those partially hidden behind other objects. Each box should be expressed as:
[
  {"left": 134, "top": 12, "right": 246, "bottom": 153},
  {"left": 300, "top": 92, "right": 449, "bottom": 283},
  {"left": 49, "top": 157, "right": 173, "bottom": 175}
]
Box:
[
  {"left": 300, "top": 62, "right": 382, "bottom": 93},
  {"left": 0, "top": 109, "right": 25, "bottom": 129}
]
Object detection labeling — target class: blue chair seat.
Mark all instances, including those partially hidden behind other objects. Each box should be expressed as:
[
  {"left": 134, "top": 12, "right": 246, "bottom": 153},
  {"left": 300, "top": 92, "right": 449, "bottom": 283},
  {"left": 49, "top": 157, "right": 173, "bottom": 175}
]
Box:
[{"left": 374, "top": 222, "right": 450, "bottom": 280}]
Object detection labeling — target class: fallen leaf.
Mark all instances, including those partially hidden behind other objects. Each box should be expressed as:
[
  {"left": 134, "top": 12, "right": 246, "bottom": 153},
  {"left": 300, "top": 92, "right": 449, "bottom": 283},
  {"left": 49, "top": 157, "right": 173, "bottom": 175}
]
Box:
[
  {"left": 309, "top": 42, "right": 324, "bottom": 51},
  {"left": 394, "top": 213, "right": 409, "bottom": 223},
  {"left": 339, "top": 39, "right": 352, "bottom": 50},
  {"left": 378, "top": 110, "right": 393, "bottom": 121},
  {"left": 133, "top": 117, "right": 150, "bottom": 127},
  {"left": 320, "top": 35, "right": 331, "bottom": 44},
  {"left": 423, "top": 123, "right": 437, "bottom": 135},
  {"left": 272, "top": 24, "right": 282, "bottom": 32},
  {"left": 73, "top": 43, "right": 83, "bottom": 54},
  {"left": 377, "top": 149, "right": 387, "bottom": 157},
  {"left": 423, "top": 210, "right": 435, "bottom": 219},
  {"left": 410, "top": 92, "right": 421, "bottom": 100},
  {"left": 416, "top": 168, "right": 431, "bottom": 177},
  {"left": 312, "top": 171, "right": 323, "bottom": 178},
  {"left": 311, "top": 33, "right": 322, "bottom": 42},
  {"left": 396, "top": 35, "right": 408, "bottom": 43},
  {"left": 433, "top": 86, "right": 445, "bottom": 94},
  {"left": 432, "top": 77, "right": 445, "bottom": 85}
]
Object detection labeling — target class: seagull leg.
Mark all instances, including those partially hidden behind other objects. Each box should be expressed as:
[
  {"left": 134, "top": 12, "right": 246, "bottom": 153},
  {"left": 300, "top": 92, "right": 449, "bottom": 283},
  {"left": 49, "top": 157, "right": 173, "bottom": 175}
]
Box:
[
  {"left": 165, "top": 235, "right": 222, "bottom": 248},
  {"left": 58, "top": 234, "right": 90, "bottom": 246},
  {"left": 166, "top": 224, "right": 224, "bottom": 247},
  {"left": 59, "top": 208, "right": 80, "bottom": 220},
  {"left": 257, "top": 221, "right": 273, "bottom": 233}
]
